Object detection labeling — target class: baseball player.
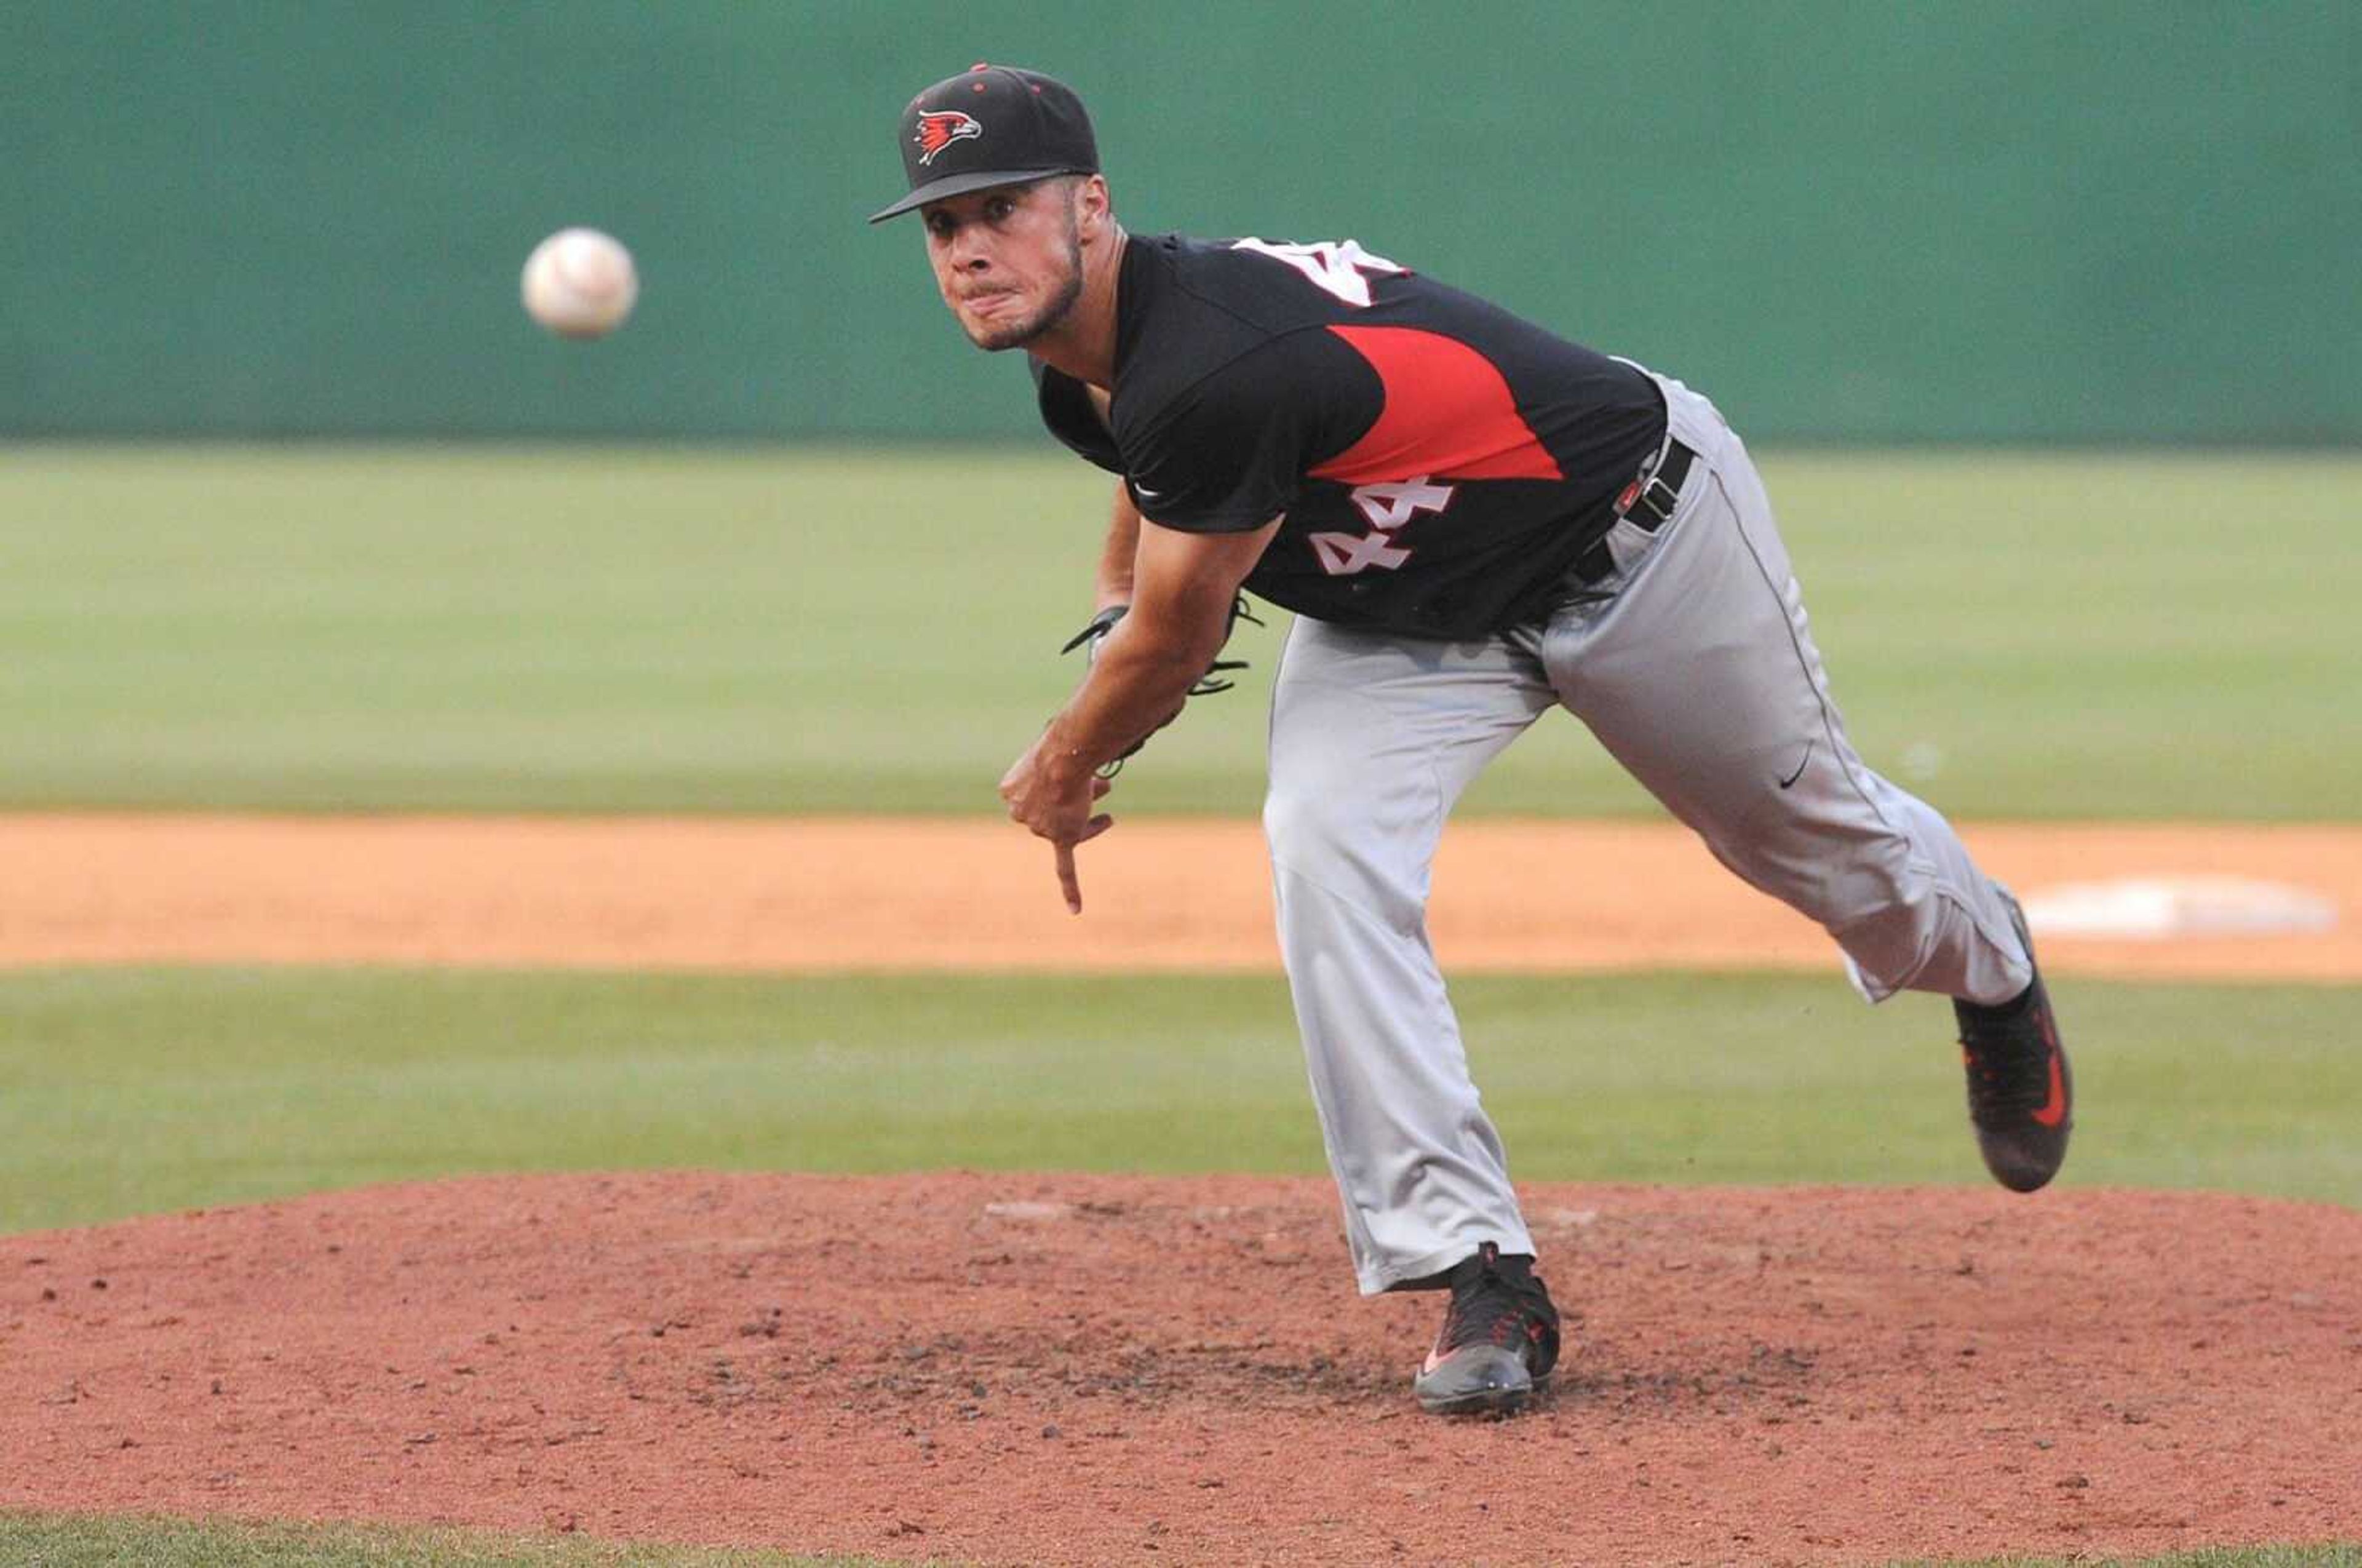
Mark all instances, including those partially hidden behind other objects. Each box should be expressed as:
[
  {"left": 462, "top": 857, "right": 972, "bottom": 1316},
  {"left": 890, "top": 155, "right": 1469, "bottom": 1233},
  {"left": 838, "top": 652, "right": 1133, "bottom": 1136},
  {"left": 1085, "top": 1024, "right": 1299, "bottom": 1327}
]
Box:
[{"left": 873, "top": 65, "right": 2073, "bottom": 1416}]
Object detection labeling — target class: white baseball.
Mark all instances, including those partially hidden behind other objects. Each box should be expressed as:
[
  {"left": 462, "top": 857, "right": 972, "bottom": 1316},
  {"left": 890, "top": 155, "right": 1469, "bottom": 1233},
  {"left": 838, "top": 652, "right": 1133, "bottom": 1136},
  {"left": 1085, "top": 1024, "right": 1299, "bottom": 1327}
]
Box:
[{"left": 521, "top": 227, "right": 638, "bottom": 339}]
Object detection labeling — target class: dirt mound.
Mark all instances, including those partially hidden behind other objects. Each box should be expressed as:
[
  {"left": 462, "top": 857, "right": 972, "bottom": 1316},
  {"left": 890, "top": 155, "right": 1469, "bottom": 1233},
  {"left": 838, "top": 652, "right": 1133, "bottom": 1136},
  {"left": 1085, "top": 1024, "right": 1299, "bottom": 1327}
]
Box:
[{"left": 4, "top": 1172, "right": 2355, "bottom": 1565}]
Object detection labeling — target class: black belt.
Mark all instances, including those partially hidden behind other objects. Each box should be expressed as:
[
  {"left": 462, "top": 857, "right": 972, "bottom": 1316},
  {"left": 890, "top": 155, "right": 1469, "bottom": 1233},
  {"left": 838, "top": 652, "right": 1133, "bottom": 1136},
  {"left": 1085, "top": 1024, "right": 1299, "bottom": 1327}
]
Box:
[{"left": 1571, "top": 437, "right": 1698, "bottom": 587}]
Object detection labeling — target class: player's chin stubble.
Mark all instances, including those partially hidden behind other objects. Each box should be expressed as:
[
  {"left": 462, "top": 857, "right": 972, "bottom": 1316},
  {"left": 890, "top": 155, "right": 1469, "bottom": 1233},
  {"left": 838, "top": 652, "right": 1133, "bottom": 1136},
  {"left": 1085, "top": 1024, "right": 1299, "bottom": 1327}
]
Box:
[{"left": 962, "top": 226, "right": 1086, "bottom": 352}]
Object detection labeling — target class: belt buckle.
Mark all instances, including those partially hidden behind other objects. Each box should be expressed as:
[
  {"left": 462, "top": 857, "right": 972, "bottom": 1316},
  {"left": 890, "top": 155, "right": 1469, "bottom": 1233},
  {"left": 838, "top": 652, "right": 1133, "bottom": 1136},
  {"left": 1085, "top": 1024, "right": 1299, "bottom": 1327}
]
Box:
[
  {"left": 1631, "top": 472, "right": 1680, "bottom": 525},
  {"left": 1615, "top": 457, "right": 1680, "bottom": 528}
]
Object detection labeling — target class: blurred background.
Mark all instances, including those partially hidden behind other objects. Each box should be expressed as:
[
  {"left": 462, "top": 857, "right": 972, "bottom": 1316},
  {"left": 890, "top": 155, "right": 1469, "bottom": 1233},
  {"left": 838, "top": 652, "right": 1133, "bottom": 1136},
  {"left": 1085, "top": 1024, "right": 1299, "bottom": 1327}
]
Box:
[
  {"left": 2, "top": 0, "right": 2355, "bottom": 821},
  {"left": 5, "top": 1, "right": 2355, "bottom": 443}
]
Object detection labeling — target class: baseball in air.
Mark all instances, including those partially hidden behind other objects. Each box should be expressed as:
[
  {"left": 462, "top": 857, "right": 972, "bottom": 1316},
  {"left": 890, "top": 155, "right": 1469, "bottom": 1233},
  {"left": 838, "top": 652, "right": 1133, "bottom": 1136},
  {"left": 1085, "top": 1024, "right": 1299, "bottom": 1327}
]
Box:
[{"left": 520, "top": 227, "right": 638, "bottom": 338}]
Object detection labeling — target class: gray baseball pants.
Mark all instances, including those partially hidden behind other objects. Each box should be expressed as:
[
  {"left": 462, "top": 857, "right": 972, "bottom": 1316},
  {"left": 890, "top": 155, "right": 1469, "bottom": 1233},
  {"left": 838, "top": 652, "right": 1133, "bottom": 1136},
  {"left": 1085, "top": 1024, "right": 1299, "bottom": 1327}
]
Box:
[{"left": 1263, "top": 372, "right": 2032, "bottom": 1295}]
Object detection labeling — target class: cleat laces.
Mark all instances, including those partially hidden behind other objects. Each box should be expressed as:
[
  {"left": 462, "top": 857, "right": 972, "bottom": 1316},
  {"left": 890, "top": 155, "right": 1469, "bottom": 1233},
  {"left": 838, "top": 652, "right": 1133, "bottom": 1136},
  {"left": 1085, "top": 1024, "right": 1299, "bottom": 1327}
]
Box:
[{"left": 1433, "top": 1243, "right": 1559, "bottom": 1369}]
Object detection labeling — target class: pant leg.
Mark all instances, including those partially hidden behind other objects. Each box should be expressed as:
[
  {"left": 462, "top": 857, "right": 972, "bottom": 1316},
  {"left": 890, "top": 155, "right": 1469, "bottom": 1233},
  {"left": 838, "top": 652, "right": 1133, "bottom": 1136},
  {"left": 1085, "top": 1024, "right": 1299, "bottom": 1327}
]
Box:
[
  {"left": 1533, "top": 377, "right": 2030, "bottom": 1006},
  {"left": 1264, "top": 615, "right": 1554, "bottom": 1294}
]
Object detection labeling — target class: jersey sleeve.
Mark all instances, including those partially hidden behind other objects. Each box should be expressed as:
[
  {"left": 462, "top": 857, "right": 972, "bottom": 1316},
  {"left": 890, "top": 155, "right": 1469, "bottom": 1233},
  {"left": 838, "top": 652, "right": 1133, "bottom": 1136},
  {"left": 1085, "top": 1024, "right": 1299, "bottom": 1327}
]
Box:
[{"left": 1118, "top": 334, "right": 1367, "bottom": 534}]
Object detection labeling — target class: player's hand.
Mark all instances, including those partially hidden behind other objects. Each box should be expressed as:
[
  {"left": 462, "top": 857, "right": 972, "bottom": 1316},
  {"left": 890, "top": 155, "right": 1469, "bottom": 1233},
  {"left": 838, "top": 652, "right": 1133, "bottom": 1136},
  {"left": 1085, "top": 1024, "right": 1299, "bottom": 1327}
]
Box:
[{"left": 998, "top": 737, "right": 1116, "bottom": 914}]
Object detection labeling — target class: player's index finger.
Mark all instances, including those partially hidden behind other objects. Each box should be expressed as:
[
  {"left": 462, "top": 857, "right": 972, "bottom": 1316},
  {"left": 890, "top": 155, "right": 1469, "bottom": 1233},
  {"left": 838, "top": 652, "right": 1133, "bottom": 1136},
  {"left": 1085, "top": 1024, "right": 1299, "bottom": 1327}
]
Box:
[{"left": 1055, "top": 842, "right": 1083, "bottom": 915}]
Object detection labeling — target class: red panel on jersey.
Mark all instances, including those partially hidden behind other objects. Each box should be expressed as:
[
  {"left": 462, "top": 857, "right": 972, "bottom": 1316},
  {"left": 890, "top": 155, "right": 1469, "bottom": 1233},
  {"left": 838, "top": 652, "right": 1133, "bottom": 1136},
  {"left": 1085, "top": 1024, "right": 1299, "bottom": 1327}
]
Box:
[{"left": 1306, "top": 325, "right": 1565, "bottom": 485}]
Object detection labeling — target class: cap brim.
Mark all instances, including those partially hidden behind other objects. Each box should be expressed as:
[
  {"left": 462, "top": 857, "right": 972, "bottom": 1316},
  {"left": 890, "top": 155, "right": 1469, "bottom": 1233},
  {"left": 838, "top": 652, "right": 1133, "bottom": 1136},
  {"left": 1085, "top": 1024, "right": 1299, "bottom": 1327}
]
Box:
[{"left": 867, "top": 167, "right": 1076, "bottom": 224}]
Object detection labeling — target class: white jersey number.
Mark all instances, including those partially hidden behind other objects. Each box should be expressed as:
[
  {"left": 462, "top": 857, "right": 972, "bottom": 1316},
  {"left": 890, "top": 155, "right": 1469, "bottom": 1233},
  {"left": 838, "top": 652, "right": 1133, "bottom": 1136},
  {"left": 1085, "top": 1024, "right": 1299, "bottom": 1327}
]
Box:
[
  {"left": 1231, "top": 238, "right": 1406, "bottom": 309},
  {"left": 1309, "top": 479, "right": 1455, "bottom": 576}
]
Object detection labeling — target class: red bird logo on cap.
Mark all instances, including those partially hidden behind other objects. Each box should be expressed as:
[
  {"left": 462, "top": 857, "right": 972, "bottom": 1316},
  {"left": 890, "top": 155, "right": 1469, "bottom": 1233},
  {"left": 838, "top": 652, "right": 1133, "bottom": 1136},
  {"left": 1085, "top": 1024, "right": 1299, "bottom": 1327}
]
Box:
[{"left": 913, "top": 111, "right": 983, "bottom": 165}]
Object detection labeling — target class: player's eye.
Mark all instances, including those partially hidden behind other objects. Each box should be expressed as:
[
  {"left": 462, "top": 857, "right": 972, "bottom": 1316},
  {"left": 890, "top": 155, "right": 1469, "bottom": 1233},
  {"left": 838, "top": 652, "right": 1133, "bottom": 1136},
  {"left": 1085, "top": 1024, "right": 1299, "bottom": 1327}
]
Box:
[
  {"left": 985, "top": 196, "right": 1016, "bottom": 221},
  {"left": 925, "top": 213, "right": 955, "bottom": 240}
]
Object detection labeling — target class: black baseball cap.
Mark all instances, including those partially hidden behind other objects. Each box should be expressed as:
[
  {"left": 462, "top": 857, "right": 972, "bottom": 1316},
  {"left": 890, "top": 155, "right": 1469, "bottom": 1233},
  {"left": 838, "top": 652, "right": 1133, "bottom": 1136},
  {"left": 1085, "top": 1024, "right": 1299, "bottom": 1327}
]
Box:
[{"left": 868, "top": 63, "right": 1099, "bottom": 224}]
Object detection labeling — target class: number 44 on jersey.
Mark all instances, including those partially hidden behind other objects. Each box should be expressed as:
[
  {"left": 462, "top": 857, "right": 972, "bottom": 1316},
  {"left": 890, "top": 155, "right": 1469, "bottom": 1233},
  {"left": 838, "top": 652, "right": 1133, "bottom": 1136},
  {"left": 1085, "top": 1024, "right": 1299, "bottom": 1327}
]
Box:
[{"left": 1233, "top": 239, "right": 1457, "bottom": 576}]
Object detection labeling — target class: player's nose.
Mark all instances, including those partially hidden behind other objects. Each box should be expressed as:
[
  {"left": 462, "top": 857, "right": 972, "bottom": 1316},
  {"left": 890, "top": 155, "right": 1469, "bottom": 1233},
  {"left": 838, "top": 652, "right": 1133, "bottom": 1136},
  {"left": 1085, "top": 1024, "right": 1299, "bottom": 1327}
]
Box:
[{"left": 944, "top": 227, "right": 995, "bottom": 271}]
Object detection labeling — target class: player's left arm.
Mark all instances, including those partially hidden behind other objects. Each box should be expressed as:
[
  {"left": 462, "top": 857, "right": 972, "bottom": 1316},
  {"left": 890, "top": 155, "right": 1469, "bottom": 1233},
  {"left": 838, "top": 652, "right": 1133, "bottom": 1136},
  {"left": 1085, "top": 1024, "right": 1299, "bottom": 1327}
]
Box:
[{"left": 999, "top": 513, "right": 1281, "bottom": 912}]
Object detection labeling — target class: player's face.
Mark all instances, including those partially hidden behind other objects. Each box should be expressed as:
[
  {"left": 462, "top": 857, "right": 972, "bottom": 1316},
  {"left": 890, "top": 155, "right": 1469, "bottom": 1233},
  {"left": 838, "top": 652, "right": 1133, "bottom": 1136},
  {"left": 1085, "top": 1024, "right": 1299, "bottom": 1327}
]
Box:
[{"left": 921, "top": 179, "right": 1086, "bottom": 352}]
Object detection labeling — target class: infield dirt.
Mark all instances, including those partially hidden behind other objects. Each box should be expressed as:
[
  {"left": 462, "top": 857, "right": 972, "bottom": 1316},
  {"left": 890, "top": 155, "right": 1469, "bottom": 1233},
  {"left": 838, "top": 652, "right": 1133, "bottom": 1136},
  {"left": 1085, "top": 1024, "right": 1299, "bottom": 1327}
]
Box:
[{"left": 3, "top": 814, "right": 2356, "bottom": 979}]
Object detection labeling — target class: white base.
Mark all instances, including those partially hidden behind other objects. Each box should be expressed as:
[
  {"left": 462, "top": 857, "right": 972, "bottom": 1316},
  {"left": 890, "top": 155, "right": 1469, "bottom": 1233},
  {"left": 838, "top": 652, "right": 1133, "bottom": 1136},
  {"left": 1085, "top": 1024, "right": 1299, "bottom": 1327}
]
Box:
[{"left": 2022, "top": 877, "right": 2338, "bottom": 940}]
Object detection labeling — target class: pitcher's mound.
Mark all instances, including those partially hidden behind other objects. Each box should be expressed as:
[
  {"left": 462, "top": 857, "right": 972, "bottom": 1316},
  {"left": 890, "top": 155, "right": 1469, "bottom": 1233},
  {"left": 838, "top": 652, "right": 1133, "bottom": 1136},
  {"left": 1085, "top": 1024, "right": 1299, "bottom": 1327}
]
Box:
[{"left": 4, "top": 1172, "right": 2356, "bottom": 1566}]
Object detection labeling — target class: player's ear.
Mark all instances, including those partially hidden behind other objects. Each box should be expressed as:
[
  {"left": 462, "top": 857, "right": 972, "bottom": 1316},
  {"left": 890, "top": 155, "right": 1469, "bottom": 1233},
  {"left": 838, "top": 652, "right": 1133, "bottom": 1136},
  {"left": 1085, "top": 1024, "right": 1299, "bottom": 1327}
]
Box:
[{"left": 1071, "top": 173, "right": 1113, "bottom": 237}]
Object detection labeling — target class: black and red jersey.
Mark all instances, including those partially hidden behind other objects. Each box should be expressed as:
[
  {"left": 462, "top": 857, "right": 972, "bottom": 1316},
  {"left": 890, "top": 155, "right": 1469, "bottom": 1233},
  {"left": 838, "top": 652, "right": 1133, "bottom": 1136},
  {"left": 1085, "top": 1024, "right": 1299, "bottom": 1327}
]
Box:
[{"left": 1033, "top": 232, "right": 1668, "bottom": 640}]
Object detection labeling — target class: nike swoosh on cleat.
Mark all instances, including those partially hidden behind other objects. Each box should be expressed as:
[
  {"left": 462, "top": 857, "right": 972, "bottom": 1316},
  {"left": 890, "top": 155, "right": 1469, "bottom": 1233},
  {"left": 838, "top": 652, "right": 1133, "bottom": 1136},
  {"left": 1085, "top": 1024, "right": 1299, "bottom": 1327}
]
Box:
[{"left": 2032, "top": 1051, "right": 2067, "bottom": 1128}]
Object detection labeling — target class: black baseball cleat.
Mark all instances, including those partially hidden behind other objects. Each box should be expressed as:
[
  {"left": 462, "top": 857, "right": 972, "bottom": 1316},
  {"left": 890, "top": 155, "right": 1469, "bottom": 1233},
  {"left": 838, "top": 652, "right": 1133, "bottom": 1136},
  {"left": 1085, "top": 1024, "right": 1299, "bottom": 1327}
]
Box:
[
  {"left": 1411, "top": 1242, "right": 1561, "bottom": 1416},
  {"left": 1955, "top": 890, "right": 2072, "bottom": 1193}
]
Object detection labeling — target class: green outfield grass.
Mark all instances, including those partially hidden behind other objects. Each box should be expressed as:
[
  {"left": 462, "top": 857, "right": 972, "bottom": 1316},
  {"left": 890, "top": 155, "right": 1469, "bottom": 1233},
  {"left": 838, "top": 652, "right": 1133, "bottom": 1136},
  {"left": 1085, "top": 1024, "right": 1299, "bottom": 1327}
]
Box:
[
  {"left": 3, "top": 967, "right": 2353, "bottom": 1235},
  {"left": 2, "top": 445, "right": 2355, "bottom": 819}
]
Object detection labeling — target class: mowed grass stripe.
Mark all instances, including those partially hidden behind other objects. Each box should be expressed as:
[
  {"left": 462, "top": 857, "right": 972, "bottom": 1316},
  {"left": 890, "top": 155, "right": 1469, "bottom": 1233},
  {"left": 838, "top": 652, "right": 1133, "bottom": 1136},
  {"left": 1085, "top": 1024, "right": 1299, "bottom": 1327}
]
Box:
[
  {"left": 0, "top": 1512, "right": 884, "bottom": 1566},
  {"left": 3, "top": 968, "right": 2354, "bottom": 1233},
  {"left": 1, "top": 445, "right": 2356, "bottom": 819},
  {"left": 0, "top": 1515, "right": 2353, "bottom": 1568}
]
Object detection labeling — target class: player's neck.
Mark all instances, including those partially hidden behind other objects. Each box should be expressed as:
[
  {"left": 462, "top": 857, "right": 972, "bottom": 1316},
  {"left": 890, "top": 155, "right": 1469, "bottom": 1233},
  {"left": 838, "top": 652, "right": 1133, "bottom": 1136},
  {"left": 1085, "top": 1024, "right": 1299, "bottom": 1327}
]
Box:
[{"left": 1028, "top": 229, "right": 1127, "bottom": 391}]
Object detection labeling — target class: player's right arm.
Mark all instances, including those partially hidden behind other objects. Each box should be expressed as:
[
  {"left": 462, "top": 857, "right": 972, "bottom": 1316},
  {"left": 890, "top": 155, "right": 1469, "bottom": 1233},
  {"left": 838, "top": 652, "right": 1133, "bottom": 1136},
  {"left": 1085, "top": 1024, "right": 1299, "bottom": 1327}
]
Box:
[{"left": 1007, "top": 341, "right": 1318, "bottom": 909}]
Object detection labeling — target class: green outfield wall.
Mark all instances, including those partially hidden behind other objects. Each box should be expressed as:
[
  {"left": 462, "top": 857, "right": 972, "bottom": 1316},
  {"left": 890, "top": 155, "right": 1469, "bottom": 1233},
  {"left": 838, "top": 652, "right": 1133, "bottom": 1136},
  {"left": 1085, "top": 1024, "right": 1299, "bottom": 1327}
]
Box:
[{"left": 3, "top": 1, "right": 2355, "bottom": 443}]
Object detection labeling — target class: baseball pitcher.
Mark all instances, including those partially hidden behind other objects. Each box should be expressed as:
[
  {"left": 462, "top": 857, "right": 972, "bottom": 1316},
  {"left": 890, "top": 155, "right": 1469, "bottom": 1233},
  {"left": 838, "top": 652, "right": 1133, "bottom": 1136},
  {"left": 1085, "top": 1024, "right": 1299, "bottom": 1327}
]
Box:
[{"left": 873, "top": 65, "right": 2072, "bottom": 1417}]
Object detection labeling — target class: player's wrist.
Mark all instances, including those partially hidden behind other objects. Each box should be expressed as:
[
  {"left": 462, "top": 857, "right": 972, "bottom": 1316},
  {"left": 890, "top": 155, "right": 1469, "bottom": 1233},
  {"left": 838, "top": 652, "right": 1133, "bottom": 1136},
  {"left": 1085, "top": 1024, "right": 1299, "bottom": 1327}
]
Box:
[{"left": 1033, "top": 714, "right": 1100, "bottom": 789}]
